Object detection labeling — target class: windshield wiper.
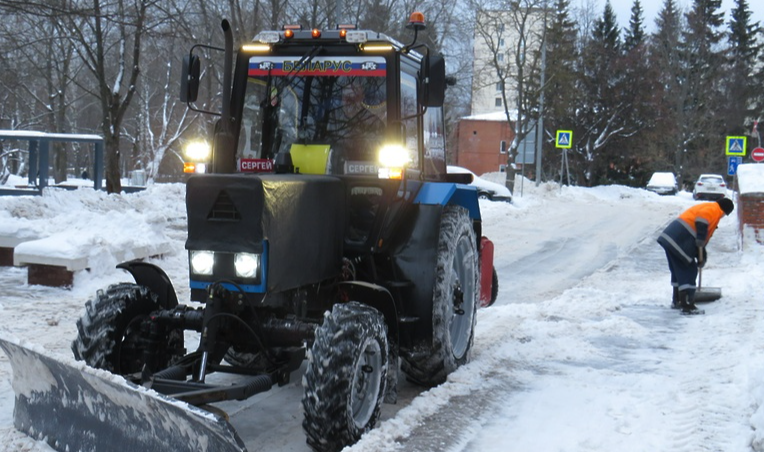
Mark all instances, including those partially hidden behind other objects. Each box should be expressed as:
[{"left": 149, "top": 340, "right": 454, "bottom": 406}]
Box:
[
  {"left": 260, "top": 46, "right": 323, "bottom": 158},
  {"left": 261, "top": 46, "right": 323, "bottom": 108}
]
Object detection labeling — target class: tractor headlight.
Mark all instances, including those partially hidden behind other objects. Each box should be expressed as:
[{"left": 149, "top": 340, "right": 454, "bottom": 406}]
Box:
[
  {"left": 378, "top": 144, "right": 410, "bottom": 179},
  {"left": 190, "top": 250, "right": 215, "bottom": 275},
  {"left": 184, "top": 140, "right": 211, "bottom": 161},
  {"left": 234, "top": 253, "right": 260, "bottom": 278},
  {"left": 378, "top": 144, "right": 410, "bottom": 167}
]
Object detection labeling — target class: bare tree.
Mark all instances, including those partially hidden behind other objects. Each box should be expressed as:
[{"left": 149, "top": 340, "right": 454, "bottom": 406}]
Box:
[
  {"left": 470, "top": 0, "right": 548, "bottom": 185},
  {"left": 0, "top": 3, "right": 85, "bottom": 183}
]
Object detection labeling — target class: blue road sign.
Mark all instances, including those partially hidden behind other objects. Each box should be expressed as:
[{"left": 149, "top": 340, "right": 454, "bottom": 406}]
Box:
[
  {"left": 556, "top": 130, "right": 572, "bottom": 149},
  {"left": 726, "top": 136, "right": 747, "bottom": 156},
  {"left": 728, "top": 156, "right": 742, "bottom": 176}
]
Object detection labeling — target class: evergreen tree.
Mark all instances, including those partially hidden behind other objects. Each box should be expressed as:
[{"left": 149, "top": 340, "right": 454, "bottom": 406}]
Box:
[
  {"left": 678, "top": 0, "right": 727, "bottom": 182},
  {"left": 724, "top": 0, "right": 761, "bottom": 137},
  {"left": 542, "top": 0, "right": 578, "bottom": 181},
  {"left": 623, "top": 0, "right": 645, "bottom": 52},
  {"left": 756, "top": 32, "right": 764, "bottom": 147},
  {"left": 592, "top": 0, "right": 621, "bottom": 53},
  {"left": 650, "top": 0, "right": 684, "bottom": 174},
  {"left": 572, "top": 0, "right": 630, "bottom": 185},
  {"left": 615, "top": 0, "right": 659, "bottom": 186}
]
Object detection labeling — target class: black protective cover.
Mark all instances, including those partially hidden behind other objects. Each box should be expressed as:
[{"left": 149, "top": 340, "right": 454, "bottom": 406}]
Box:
[
  {"left": 186, "top": 174, "right": 346, "bottom": 292},
  {"left": 389, "top": 203, "right": 442, "bottom": 342}
]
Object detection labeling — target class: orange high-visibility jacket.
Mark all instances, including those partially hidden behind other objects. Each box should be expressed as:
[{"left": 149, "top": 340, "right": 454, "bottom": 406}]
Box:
[
  {"left": 677, "top": 202, "right": 725, "bottom": 245},
  {"left": 657, "top": 202, "right": 726, "bottom": 264}
]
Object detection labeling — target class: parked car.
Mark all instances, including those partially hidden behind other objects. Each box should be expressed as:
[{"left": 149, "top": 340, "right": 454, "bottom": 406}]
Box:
[
  {"left": 646, "top": 172, "right": 678, "bottom": 195},
  {"left": 692, "top": 174, "right": 727, "bottom": 200},
  {"left": 447, "top": 166, "right": 512, "bottom": 202}
]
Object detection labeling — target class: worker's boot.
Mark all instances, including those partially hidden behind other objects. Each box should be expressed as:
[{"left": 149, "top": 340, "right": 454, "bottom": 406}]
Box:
[
  {"left": 671, "top": 287, "right": 680, "bottom": 309},
  {"left": 679, "top": 290, "right": 704, "bottom": 315}
]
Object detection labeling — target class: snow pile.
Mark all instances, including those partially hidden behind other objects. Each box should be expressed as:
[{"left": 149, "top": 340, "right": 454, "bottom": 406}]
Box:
[{"left": 0, "top": 184, "right": 184, "bottom": 275}]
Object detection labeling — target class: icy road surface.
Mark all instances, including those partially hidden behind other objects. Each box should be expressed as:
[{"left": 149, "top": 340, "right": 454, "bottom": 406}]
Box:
[{"left": 2, "top": 180, "right": 764, "bottom": 452}]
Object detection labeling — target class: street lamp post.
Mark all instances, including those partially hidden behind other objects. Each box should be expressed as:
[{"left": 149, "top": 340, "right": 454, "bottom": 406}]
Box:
[{"left": 535, "top": 1, "right": 548, "bottom": 187}]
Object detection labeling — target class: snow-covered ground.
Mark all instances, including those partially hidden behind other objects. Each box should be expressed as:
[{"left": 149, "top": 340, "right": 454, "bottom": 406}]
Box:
[{"left": 1, "top": 176, "right": 763, "bottom": 452}]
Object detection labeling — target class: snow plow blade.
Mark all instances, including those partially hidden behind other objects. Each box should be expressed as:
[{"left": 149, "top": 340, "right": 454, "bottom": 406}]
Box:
[{"left": 0, "top": 337, "right": 247, "bottom": 452}]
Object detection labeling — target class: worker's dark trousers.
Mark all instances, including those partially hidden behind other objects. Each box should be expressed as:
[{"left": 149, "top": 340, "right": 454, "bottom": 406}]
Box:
[{"left": 664, "top": 249, "right": 698, "bottom": 294}]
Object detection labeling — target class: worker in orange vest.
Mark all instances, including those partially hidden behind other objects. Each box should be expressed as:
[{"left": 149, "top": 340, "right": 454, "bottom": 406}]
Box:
[{"left": 657, "top": 198, "right": 734, "bottom": 315}]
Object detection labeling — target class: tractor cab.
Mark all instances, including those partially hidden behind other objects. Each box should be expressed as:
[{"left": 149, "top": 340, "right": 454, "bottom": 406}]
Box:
[
  {"left": 181, "top": 15, "right": 450, "bottom": 183},
  {"left": 237, "top": 60, "right": 388, "bottom": 176}
]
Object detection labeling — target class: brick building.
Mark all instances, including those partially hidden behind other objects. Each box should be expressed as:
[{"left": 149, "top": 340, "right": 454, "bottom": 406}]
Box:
[
  {"left": 736, "top": 163, "right": 764, "bottom": 245},
  {"left": 455, "top": 112, "right": 515, "bottom": 176}
]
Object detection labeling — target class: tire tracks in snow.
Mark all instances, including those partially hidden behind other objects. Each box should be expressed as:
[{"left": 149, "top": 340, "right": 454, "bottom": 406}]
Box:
[{"left": 659, "top": 299, "right": 761, "bottom": 452}]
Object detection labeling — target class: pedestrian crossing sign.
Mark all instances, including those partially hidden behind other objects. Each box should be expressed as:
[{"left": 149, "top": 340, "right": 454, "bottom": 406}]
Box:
[
  {"left": 556, "top": 130, "right": 572, "bottom": 149},
  {"left": 725, "top": 136, "right": 747, "bottom": 156}
]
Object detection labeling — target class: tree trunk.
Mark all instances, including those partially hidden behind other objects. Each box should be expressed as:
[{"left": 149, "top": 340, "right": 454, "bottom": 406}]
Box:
[{"left": 104, "top": 134, "right": 122, "bottom": 193}]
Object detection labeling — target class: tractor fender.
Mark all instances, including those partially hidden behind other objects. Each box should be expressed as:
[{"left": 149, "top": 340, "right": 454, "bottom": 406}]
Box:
[
  {"left": 116, "top": 260, "right": 179, "bottom": 309},
  {"left": 338, "top": 281, "right": 399, "bottom": 346},
  {"left": 413, "top": 182, "right": 481, "bottom": 221},
  {"left": 413, "top": 181, "right": 484, "bottom": 276}
]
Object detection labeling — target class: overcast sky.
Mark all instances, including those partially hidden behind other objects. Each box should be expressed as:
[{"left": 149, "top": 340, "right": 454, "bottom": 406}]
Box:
[{"left": 586, "top": 0, "right": 764, "bottom": 33}]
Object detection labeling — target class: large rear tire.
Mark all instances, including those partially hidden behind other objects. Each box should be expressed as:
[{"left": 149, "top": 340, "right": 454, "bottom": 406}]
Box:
[
  {"left": 489, "top": 267, "right": 499, "bottom": 307},
  {"left": 302, "top": 302, "right": 388, "bottom": 452},
  {"left": 71, "top": 283, "right": 184, "bottom": 375},
  {"left": 402, "top": 205, "right": 478, "bottom": 386}
]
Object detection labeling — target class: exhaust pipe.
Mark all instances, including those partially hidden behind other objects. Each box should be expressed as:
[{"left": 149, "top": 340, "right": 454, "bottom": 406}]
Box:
[
  {"left": 214, "top": 19, "right": 237, "bottom": 174},
  {"left": 221, "top": 20, "right": 233, "bottom": 121}
]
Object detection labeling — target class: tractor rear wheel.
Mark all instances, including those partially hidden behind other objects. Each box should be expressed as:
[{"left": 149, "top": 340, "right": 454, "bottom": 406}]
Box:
[
  {"left": 302, "top": 302, "right": 388, "bottom": 452},
  {"left": 490, "top": 267, "right": 499, "bottom": 306},
  {"left": 402, "top": 205, "right": 478, "bottom": 386},
  {"left": 71, "top": 283, "right": 184, "bottom": 375}
]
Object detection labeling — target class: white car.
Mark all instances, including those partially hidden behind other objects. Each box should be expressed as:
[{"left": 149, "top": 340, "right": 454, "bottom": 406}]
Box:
[
  {"left": 447, "top": 166, "right": 512, "bottom": 202},
  {"left": 692, "top": 174, "right": 727, "bottom": 200},
  {"left": 646, "top": 172, "right": 678, "bottom": 196}
]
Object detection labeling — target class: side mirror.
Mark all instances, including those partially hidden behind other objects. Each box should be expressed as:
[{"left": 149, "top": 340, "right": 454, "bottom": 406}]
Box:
[
  {"left": 421, "top": 53, "right": 446, "bottom": 107},
  {"left": 180, "top": 54, "right": 201, "bottom": 103}
]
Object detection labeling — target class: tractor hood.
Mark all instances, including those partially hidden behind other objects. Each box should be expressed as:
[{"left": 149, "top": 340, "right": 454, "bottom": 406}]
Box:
[{"left": 186, "top": 173, "right": 346, "bottom": 291}]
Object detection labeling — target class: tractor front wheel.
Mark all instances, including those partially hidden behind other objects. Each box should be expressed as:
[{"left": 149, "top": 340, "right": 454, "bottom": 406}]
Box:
[
  {"left": 71, "top": 283, "right": 184, "bottom": 375},
  {"left": 302, "top": 302, "right": 388, "bottom": 452}
]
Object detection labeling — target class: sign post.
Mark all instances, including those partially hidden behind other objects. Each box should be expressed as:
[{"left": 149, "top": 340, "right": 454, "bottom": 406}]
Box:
[{"left": 555, "top": 130, "right": 572, "bottom": 188}]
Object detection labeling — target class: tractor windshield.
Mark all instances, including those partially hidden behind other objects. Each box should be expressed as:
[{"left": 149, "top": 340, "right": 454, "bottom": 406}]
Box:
[{"left": 238, "top": 56, "right": 389, "bottom": 176}]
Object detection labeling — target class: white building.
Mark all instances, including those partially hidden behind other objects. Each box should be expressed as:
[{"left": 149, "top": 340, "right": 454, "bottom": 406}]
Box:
[{"left": 471, "top": 8, "right": 546, "bottom": 116}]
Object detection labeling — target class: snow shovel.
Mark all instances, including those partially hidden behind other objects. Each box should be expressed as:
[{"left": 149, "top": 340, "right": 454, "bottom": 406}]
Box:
[{"left": 695, "top": 266, "right": 722, "bottom": 303}]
